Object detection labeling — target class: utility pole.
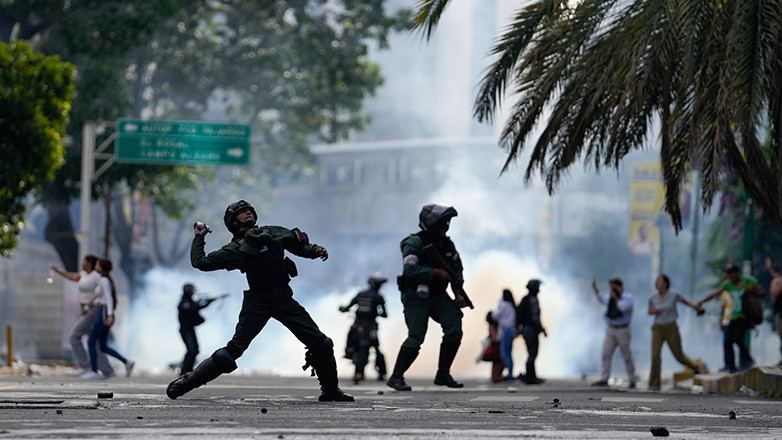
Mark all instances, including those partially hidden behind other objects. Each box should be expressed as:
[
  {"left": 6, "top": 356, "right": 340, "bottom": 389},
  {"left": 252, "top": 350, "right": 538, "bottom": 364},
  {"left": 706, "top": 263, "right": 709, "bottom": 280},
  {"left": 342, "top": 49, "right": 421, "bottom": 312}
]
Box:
[{"left": 79, "top": 121, "right": 116, "bottom": 263}]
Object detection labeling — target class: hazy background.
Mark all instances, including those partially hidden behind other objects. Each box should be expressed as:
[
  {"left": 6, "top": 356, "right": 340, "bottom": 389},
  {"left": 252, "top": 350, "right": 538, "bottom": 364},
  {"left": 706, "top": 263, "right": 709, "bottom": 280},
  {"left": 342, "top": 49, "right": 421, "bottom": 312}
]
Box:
[{"left": 3, "top": 0, "right": 780, "bottom": 383}]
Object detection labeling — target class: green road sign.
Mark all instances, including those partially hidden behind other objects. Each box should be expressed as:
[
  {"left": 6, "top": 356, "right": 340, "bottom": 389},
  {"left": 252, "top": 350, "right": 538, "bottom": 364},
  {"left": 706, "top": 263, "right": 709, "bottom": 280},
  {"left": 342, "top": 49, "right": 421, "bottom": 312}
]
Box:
[{"left": 116, "top": 118, "right": 251, "bottom": 165}]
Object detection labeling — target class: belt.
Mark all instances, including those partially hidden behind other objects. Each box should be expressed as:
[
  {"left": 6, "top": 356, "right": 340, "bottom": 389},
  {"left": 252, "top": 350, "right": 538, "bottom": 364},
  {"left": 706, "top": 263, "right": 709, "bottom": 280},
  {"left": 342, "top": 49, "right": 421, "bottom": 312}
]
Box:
[{"left": 609, "top": 323, "right": 629, "bottom": 328}]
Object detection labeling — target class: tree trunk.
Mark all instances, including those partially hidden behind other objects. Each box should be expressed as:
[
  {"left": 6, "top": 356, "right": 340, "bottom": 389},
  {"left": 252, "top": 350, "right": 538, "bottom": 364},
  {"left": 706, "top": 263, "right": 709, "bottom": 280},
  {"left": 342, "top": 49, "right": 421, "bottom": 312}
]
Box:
[{"left": 44, "top": 203, "right": 79, "bottom": 272}]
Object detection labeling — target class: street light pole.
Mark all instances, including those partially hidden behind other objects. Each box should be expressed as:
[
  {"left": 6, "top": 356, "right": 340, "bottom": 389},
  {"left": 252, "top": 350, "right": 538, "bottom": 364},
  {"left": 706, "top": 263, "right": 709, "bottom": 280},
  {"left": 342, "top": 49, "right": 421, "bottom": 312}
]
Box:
[{"left": 79, "top": 122, "right": 96, "bottom": 264}]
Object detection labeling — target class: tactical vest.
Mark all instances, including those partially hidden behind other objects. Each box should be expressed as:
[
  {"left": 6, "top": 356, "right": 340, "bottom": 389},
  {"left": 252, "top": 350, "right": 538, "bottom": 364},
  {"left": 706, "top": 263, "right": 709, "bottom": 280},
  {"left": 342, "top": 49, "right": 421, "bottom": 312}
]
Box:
[
  {"left": 415, "top": 232, "right": 451, "bottom": 294},
  {"left": 355, "top": 289, "right": 380, "bottom": 320},
  {"left": 242, "top": 238, "right": 290, "bottom": 291}
]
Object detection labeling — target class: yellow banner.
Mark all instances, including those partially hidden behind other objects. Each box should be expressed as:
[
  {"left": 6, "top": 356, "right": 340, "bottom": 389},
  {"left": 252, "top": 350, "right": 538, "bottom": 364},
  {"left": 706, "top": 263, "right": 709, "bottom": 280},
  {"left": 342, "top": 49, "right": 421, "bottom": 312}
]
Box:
[{"left": 629, "top": 163, "right": 662, "bottom": 256}]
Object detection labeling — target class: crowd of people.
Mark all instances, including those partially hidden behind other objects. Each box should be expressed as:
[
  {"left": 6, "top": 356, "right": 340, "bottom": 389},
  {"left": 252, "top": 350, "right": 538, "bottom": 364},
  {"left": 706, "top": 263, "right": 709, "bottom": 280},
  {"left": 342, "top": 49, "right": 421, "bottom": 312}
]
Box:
[{"left": 51, "top": 200, "right": 782, "bottom": 398}]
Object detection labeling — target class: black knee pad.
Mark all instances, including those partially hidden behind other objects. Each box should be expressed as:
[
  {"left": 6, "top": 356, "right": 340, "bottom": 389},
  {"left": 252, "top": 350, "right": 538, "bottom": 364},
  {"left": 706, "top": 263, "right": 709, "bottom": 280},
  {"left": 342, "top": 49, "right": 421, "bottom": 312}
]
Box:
[
  {"left": 211, "top": 348, "right": 238, "bottom": 373},
  {"left": 311, "top": 337, "right": 334, "bottom": 357}
]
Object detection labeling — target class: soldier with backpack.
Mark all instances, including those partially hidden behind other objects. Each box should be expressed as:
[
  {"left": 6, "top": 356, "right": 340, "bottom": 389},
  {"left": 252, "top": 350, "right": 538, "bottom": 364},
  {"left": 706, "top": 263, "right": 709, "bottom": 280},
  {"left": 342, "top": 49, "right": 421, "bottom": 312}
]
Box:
[{"left": 516, "top": 280, "right": 547, "bottom": 385}]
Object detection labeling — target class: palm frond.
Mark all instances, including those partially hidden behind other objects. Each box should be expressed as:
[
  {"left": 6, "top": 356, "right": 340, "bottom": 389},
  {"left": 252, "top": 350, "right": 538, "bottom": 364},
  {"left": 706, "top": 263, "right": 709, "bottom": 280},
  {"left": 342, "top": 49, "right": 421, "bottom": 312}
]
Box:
[{"left": 412, "top": 0, "right": 451, "bottom": 40}]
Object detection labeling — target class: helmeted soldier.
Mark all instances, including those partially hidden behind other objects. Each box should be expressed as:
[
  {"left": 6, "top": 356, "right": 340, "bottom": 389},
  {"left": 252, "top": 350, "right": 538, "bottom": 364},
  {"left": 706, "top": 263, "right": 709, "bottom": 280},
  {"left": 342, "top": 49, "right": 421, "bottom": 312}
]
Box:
[
  {"left": 386, "top": 203, "right": 468, "bottom": 391},
  {"left": 177, "top": 283, "right": 218, "bottom": 374},
  {"left": 166, "top": 200, "right": 353, "bottom": 402},
  {"left": 339, "top": 272, "right": 388, "bottom": 383}
]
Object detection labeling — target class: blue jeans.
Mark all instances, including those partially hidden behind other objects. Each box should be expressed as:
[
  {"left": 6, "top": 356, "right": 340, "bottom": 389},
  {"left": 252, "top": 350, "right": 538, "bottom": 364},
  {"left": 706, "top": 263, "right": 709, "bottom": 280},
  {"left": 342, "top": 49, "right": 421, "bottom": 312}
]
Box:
[
  {"left": 500, "top": 326, "right": 515, "bottom": 380},
  {"left": 88, "top": 306, "right": 128, "bottom": 372}
]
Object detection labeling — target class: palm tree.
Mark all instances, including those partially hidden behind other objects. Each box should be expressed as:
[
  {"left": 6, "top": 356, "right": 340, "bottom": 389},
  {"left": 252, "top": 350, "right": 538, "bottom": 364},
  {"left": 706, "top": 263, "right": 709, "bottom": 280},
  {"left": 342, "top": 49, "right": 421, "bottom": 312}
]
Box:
[{"left": 414, "top": 0, "right": 782, "bottom": 231}]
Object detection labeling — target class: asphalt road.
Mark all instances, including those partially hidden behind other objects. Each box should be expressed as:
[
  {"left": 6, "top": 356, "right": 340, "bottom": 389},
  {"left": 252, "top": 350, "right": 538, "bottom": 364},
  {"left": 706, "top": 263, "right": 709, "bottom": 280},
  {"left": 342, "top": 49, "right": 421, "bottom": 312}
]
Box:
[{"left": 1, "top": 372, "right": 781, "bottom": 439}]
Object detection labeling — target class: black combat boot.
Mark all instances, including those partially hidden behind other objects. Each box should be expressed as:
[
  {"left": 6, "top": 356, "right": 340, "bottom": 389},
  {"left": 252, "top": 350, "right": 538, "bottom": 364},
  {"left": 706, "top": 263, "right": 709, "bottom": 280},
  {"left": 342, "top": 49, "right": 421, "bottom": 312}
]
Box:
[
  {"left": 167, "top": 348, "right": 237, "bottom": 399},
  {"left": 375, "top": 351, "right": 387, "bottom": 381},
  {"left": 166, "top": 358, "right": 221, "bottom": 399},
  {"left": 306, "top": 339, "right": 355, "bottom": 402},
  {"left": 386, "top": 347, "right": 418, "bottom": 391},
  {"left": 433, "top": 341, "right": 463, "bottom": 388}
]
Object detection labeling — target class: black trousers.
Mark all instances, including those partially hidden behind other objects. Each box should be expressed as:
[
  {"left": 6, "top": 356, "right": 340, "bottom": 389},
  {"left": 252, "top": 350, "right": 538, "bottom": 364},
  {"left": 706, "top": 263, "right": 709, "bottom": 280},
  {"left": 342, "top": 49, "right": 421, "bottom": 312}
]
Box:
[
  {"left": 179, "top": 326, "right": 199, "bottom": 374},
  {"left": 522, "top": 327, "right": 540, "bottom": 379},
  {"left": 225, "top": 285, "right": 327, "bottom": 359},
  {"left": 725, "top": 318, "right": 752, "bottom": 372}
]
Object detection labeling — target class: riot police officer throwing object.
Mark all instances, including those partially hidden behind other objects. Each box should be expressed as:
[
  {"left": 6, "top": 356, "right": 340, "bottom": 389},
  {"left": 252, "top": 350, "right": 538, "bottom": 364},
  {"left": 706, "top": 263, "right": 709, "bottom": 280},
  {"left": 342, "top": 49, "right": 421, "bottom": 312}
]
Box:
[
  {"left": 177, "top": 283, "right": 222, "bottom": 374},
  {"left": 387, "top": 204, "right": 468, "bottom": 391},
  {"left": 339, "top": 273, "right": 388, "bottom": 384},
  {"left": 166, "top": 200, "right": 353, "bottom": 402}
]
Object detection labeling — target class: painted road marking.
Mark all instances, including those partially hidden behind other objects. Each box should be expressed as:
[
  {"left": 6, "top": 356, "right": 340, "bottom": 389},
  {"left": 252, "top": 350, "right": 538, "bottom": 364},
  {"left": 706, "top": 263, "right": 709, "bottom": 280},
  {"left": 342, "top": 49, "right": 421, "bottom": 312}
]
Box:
[
  {"left": 601, "top": 397, "right": 665, "bottom": 403},
  {"left": 471, "top": 396, "right": 539, "bottom": 402}
]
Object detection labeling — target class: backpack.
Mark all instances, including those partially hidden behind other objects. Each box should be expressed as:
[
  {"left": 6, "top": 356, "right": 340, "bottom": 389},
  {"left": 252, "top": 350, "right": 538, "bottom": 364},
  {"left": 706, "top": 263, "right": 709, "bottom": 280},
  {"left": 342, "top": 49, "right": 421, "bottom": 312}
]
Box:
[{"left": 741, "top": 288, "right": 764, "bottom": 328}]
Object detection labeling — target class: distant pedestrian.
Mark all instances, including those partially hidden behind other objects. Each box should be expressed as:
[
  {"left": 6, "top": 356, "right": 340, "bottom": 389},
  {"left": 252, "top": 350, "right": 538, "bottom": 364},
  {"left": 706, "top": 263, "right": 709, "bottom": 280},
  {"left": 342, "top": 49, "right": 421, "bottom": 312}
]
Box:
[
  {"left": 481, "top": 312, "right": 504, "bottom": 383},
  {"left": 50, "top": 254, "right": 115, "bottom": 378},
  {"left": 647, "top": 274, "right": 704, "bottom": 390},
  {"left": 768, "top": 258, "right": 782, "bottom": 365},
  {"left": 82, "top": 258, "right": 135, "bottom": 380},
  {"left": 517, "top": 280, "right": 547, "bottom": 385},
  {"left": 591, "top": 276, "right": 637, "bottom": 388},
  {"left": 698, "top": 263, "right": 764, "bottom": 373},
  {"left": 178, "top": 283, "right": 219, "bottom": 374},
  {"left": 491, "top": 289, "right": 517, "bottom": 382}
]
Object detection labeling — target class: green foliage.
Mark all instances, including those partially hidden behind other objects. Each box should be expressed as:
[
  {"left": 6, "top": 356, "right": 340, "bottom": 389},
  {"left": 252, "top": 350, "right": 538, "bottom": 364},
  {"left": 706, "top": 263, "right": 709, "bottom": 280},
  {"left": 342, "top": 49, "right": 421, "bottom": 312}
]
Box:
[
  {"left": 0, "top": 40, "right": 75, "bottom": 257},
  {"left": 414, "top": 0, "right": 782, "bottom": 232}
]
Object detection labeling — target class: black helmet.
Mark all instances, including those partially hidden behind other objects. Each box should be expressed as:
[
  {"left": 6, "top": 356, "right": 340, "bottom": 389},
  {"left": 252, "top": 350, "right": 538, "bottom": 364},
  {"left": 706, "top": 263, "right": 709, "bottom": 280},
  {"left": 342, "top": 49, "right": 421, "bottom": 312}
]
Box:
[
  {"left": 224, "top": 200, "right": 257, "bottom": 233},
  {"left": 418, "top": 204, "right": 458, "bottom": 231},
  {"left": 183, "top": 283, "right": 195, "bottom": 296},
  {"left": 368, "top": 272, "right": 388, "bottom": 289}
]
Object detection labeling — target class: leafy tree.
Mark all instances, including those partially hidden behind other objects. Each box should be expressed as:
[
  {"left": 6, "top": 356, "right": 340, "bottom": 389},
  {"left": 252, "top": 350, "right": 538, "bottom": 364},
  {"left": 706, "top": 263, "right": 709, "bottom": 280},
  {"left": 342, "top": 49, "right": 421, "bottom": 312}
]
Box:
[
  {"left": 414, "top": 0, "right": 782, "bottom": 231},
  {"left": 0, "top": 40, "right": 75, "bottom": 257},
  {"left": 2, "top": 1, "right": 409, "bottom": 297}
]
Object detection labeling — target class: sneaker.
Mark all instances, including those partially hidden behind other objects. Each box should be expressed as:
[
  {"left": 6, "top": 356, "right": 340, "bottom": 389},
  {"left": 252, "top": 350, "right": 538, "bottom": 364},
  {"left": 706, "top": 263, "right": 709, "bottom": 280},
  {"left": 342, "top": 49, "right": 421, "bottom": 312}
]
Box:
[
  {"left": 524, "top": 378, "right": 545, "bottom": 385},
  {"left": 648, "top": 385, "right": 660, "bottom": 391},
  {"left": 74, "top": 367, "right": 90, "bottom": 376},
  {"left": 318, "top": 388, "right": 355, "bottom": 402},
  {"left": 125, "top": 360, "right": 135, "bottom": 377},
  {"left": 101, "top": 370, "right": 116, "bottom": 379},
  {"left": 591, "top": 380, "right": 609, "bottom": 387},
  {"left": 386, "top": 376, "right": 412, "bottom": 391},
  {"left": 81, "top": 371, "right": 103, "bottom": 380},
  {"left": 629, "top": 382, "right": 636, "bottom": 389}
]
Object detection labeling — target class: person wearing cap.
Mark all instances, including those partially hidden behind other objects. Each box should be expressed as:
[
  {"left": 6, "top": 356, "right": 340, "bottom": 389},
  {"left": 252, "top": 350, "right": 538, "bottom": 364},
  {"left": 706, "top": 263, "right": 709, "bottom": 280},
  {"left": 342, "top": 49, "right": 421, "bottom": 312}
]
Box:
[
  {"left": 698, "top": 263, "right": 764, "bottom": 373},
  {"left": 166, "top": 200, "right": 353, "bottom": 402},
  {"left": 339, "top": 273, "right": 389, "bottom": 383},
  {"left": 516, "top": 281, "right": 547, "bottom": 385},
  {"left": 386, "top": 203, "right": 468, "bottom": 391},
  {"left": 591, "top": 276, "right": 637, "bottom": 388},
  {"left": 177, "top": 283, "right": 218, "bottom": 374}
]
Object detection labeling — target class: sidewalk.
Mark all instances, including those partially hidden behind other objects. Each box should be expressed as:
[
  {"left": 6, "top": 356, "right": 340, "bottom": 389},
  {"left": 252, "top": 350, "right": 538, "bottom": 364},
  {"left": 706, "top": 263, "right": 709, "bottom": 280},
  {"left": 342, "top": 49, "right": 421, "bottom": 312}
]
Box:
[{"left": 695, "top": 365, "right": 782, "bottom": 396}]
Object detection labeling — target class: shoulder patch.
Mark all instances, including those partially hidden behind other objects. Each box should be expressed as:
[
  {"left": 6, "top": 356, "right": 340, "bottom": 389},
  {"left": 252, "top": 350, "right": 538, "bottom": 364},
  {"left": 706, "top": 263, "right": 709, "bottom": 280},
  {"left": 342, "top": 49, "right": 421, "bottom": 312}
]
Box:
[
  {"left": 403, "top": 254, "right": 419, "bottom": 267},
  {"left": 291, "top": 228, "right": 309, "bottom": 244}
]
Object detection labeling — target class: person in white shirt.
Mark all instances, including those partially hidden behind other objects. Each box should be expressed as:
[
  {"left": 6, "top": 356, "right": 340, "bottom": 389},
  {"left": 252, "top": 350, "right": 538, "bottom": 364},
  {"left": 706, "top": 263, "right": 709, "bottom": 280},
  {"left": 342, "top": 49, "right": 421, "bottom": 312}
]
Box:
[
  {"left": 491, "top": 289, "right": 517, "bottom": 382},
  {"left": 51, "top": 255, "right": 115, "bottom": 377},
  {"left": 82, "top": 258, "right": 134, "bottom": 380}
]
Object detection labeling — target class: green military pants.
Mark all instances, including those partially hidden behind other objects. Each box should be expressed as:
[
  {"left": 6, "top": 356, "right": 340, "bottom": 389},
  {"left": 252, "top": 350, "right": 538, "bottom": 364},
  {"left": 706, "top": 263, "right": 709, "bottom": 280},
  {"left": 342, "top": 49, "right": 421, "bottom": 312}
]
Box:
[
  {"left": 400, "top": 291, "right": 463, "bottom": 351},
  {"left": 226, "top": 285, "right": 326, "bottom": 359},
  {"left": 649, "top": 322, "right": 697, "bottom": 387}
]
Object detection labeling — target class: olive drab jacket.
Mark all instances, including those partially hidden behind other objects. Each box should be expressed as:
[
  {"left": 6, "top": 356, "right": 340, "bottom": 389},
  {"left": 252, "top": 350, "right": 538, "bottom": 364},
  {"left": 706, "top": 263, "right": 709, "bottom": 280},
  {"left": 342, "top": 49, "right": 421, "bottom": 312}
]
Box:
[
  {"left": 190, "top": 226, "right": 322, "bottom": 289},
  {"left": 400, "top": 231, "right": 463, "bottom": 296}
]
